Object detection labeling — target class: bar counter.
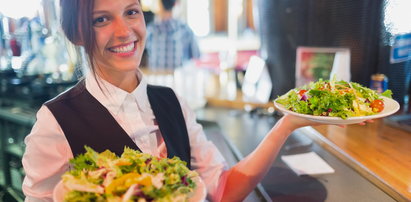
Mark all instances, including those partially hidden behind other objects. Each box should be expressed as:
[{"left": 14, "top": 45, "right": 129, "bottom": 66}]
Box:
[
  {"left": 199, "top": 104, "right": 411, "bottom": 201},
  {"left": 196, "top": 107, "right": 396, "bottom": 201},
  {"left": 305, "top": 120, "right": 411, "bottom": 201}
]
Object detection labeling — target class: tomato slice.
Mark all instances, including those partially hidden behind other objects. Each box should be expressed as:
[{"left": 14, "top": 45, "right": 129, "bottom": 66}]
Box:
[
  {"left": 370, "top": 99, "right": 384, "bottom": 113},
  {"left": 298, "top": 90, "right": 307, "bottom": 96}
]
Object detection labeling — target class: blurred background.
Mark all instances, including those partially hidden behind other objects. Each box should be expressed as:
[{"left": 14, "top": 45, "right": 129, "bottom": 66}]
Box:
[{"left": 0, "top": 0, "right": 410, "bottom": 201}]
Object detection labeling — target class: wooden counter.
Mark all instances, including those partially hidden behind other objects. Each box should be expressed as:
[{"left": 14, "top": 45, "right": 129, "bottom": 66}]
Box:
[{"left": 302, "top": 121, "right": 411, "bottom": 201}]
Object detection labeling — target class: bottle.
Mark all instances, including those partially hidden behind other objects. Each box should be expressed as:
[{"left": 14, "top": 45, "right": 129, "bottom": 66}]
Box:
[{"left": 370, "top": 73, "right": 388, "bottom": 93}]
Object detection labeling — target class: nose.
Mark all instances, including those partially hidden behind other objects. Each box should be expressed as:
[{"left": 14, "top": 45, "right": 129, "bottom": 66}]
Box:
[{"left": 113, "top": 18, "right": 131, "bottom": 40}]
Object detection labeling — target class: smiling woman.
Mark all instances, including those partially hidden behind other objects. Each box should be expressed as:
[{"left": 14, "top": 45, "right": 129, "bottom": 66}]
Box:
[
  {"left": 60, "top": 0, "right": 146, "bottom": 92},
  {"left": 22, "top": 0, "right": 233, "bottom": 201},
  {"left": 21, "top": 0, "right": 376, "bottom": 202},
  {"left": 91, "top": 0, "right": 146, "bottom": 89}
]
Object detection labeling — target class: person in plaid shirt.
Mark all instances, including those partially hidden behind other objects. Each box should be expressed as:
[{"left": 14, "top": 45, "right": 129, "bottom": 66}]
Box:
[{"left": 146, "top": 0, "right": 200, "bottom": 70}]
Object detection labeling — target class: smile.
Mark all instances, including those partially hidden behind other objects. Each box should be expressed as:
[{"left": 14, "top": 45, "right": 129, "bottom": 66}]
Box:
[{"left": 108, "top": 42, "right": 136, "bottom": 53}]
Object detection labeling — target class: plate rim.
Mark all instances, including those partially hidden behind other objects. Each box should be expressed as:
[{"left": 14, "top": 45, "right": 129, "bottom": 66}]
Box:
[
  {"left": 53, "top": 176, "right": 206, "bottom": 202},
  {"left": 273, "top": 96, "right": 400, "bottom": 124}
]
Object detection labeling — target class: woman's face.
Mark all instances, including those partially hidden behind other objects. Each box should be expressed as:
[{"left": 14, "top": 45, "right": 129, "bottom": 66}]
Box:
[{"left": 92, "top": 0, "right": 146, "bottom": 76}]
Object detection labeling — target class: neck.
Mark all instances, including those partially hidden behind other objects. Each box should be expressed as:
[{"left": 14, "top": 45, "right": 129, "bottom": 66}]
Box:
[
  {"left": 159, "top": 10, "right": 173, "bottom": 21},
  {"left": 96, "top": 70, "right": 139, "bottom": 93}
]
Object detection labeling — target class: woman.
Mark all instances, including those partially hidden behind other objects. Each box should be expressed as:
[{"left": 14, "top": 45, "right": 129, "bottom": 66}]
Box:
[{"left": 22, "top": 0, "right": 365, "bottom": 201}]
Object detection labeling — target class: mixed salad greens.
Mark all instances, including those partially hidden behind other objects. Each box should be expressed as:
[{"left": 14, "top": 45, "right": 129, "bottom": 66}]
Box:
[
  {"left": 275, "top": 79, "right": 393, "bottom": 119},
  {"left": 61, "top": 146, "right": 198, "bottom": 202}
]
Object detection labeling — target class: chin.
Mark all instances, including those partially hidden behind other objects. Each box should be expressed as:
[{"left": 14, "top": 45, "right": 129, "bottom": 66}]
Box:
[
  {"left": 114, "top": 58, "right": 142, "bottom": 70},
  {"left": 118, "top": 65, "right": 139, "bottom": 72}
]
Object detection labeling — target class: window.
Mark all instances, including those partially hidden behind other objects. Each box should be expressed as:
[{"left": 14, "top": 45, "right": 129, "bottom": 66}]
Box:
[{"left": 187, "top": 0, "right": 211, "bottom": 37}]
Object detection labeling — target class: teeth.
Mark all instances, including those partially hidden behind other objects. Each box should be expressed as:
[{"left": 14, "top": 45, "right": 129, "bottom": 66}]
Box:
[{"left": 110, "top": 43, "right": 134, "bottom": 53}]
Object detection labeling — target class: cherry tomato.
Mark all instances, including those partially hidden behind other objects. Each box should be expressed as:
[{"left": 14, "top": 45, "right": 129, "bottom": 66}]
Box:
[
  {"left": 370, "top": 99, "right": 384, "bottom": 112},
  {"left": 298, "top": 89, "right": 307, "bottom": 96}
]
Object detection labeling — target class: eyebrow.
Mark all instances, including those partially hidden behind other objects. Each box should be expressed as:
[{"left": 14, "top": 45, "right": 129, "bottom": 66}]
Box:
[{"left": 92, "top": 2, "right": 140, "bottom": 15}]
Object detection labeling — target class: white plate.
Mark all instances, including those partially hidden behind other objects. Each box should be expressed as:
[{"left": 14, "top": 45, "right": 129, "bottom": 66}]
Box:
[
  {"left": 274, "top": 96, "right": 400, "bottom": 124},
  {"left": 53, "top": 176, "right": 206, "bottom": 202}
]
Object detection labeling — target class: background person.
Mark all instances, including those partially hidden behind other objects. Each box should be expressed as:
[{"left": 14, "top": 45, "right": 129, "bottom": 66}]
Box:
[{"left": 145, "top": 0, "right": 200, "bottom": 70}]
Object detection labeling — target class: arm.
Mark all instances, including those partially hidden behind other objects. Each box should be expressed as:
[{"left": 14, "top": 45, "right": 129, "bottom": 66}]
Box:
[
  {"left": 220, "top": 114, "right": 318, "bottom": 201},
  {"left": 22, "top": 106, "right": 72, "bottom": 202},
  {"left": 186, "top": 26, "right": 201, "bottom": 59}
]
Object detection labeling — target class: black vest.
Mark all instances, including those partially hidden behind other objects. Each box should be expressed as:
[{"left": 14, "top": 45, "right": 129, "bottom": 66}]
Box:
[{"left": 45, "top": 80, "right": 191, "bottom": 168}]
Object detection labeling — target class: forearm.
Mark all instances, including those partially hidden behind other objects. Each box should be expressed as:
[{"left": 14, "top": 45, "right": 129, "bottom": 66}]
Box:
[
  {"left": 22, "top": 106, "right": 71, "bottom": 201},
  {"left": 220, "top": 115, "right": 296, "bottom": 201}
]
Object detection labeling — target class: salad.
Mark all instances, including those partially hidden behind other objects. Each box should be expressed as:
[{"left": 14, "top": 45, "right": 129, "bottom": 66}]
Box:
[
  {"left": 275, "top": 79, "right": 393, "bottom": 119},
  {"left": 60, "top": 146, "right": 198, "bottom": 202}
]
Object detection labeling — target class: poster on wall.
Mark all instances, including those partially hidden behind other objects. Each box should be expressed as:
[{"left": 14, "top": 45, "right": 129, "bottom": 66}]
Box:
[{"left": 295, "top": 47, "right": 351, "bottom": 87}]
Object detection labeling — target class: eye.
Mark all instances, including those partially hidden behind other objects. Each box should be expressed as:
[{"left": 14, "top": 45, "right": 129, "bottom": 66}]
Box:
[
  {"left": 93, "top": 16, "right": 109, "bottom": 26},
  {"left": 126, "top": 9, "right": 139, "bottom": 17}
]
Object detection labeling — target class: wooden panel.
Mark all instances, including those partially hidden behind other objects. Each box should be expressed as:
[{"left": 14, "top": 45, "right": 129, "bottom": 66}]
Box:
[
  {"left": 213, "top": 0, "right": 228, "bottom": 32},
  {"left": 246, "top": 0, "right": 255, "bottom": 30}
]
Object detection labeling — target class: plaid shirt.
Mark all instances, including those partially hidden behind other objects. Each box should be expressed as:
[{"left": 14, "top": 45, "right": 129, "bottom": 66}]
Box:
[{"left": 146, "top": 19, "right": 200, "bottom": 69}]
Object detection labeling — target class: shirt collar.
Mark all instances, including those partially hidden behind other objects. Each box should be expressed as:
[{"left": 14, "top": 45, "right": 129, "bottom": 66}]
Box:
[
  {"left": 153, "top": 18, "right": 178, "bottom": 32},
  {"left": 85, "top": 69, "right": 151, "bottom": 115},
  {"left": 132, "top": 70, "right": 151, "bottom": 113}
]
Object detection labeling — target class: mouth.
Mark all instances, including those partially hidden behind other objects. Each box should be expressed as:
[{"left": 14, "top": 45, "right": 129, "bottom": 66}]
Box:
[{"left": 108, "top": 41, "right": 137, "bottom": 54}]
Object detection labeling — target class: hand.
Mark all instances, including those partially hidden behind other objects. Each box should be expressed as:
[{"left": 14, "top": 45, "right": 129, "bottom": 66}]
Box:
[
  {"left": 281, "top": 114, "right": 323, "bottom": 130},
  {"left": 358, "top": 119, "right": 374, "bottom": 126}
]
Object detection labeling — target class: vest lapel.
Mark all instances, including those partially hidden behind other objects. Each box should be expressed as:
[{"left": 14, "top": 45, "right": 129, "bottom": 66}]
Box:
[{"left": 147, "top": 85, "right": 191, "bottom": 168}]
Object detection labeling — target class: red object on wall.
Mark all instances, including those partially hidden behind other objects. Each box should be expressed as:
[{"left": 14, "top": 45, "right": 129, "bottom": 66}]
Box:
[
  {"left": 10, "top": 38, "right": 21, "bottom": 56},
  {"left": 195, "top": 50, "right": 259, "bottom": 72}
]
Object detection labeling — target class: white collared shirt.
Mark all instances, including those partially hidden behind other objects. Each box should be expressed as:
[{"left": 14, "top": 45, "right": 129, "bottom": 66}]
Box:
[{"left": 22, "top": 70, "right": 228, "bottom": 202}]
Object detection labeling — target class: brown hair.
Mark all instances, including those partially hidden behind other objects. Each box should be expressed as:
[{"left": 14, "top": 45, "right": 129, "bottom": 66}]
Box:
[{"left": 60, "top": 0, "right": 97, "bottom": 77}]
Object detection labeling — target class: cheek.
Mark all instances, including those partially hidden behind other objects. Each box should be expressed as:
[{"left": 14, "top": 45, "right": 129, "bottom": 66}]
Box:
[
  {"left": 140, "top": 27, "right": 147, "bottom": 39},
  {"left": 94, "top": 29, "right": 111, "bottom": 52},
  {"left": 138, "top": 28, "right": 147, "bottom": 48},
  {"left": 131, "top": 21, "right": 146, "bottom": 39}
]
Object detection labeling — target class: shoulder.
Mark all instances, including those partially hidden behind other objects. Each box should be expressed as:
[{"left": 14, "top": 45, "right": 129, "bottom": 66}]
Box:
[
  {"left": 45, "top": 80, "right": 86, "bottom": 107},
  {"left": 174, "top": 19, "right": 192, "bottom": 31},
  {"left": 147, "top": 85, "right": 194, "bottom": 114},
  {"left": 147, "top": 84, "right": 182, "bottom": 107},
  {"left": 175, "top": 21, "right": 196, "bottom": 39},
  {"left": 147, "top": 84, "right": 176, "bottom": 96}
]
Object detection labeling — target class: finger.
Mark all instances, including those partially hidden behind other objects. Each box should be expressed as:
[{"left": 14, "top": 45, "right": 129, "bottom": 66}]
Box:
[
  {"left": 366, "top": 119, "right": 374, "bottom": 123},
  {"left": 337, "top": 124, "right": 346, "bottom": 128}
]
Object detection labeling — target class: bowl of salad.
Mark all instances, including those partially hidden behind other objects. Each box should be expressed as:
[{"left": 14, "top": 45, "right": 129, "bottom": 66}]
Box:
[
  {"left": 53, "top": 146, "right": 205, "bottom": 202},
  {"left": 274, "top": 79, "right": 400, "bottom": 124}
]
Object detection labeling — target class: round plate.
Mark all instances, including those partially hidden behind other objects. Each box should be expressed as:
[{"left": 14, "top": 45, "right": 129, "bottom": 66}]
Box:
[
  {"left": 53, "top": 176, "right": 206, "bottom": 202},
  {"left": 274, "top": 97, "right": 400, "bottom": 124}
]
